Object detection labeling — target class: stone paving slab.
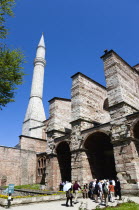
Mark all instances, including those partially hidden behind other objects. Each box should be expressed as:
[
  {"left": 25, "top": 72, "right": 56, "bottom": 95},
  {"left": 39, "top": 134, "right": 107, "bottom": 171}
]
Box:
[{"left": 0, "top": 196, "right": 138, "bottom": 210}]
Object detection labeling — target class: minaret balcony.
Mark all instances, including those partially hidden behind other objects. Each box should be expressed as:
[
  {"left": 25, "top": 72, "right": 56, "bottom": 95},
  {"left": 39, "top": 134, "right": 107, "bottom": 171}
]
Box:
[{"left": 34, "top": 58, "right": 46, "bottom": 66}]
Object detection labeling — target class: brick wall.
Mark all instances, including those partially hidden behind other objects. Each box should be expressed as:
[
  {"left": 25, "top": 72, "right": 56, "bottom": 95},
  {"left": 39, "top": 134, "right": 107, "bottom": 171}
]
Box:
[
  {"left": 0, "top": 146, "right": 36, "bottom": 186},
  {"left": 20, "top": 135, "right": 46, "bottom": 153}
]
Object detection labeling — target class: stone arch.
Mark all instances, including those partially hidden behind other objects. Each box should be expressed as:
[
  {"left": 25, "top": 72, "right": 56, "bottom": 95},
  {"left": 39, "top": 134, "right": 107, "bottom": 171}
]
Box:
[
  {"left": 56, "top": 141, "right": 71, "bottom": 182},
  {"left": 55, "top": 140, "right": 70, "bottom": 152},
  {"left": 83, "top": 131, "right": 116, "bottom": 180},
  {"left": 82, "top": 129, "right": 111, "bottom": 148}
]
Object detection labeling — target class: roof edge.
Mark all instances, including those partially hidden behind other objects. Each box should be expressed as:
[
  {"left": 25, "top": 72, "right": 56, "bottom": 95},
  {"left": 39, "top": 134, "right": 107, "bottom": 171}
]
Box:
[
  {"left": 101, "top": 50, "right": 139, "bottom": 76},
  {"left": 71, "top": 72, "right": 106, "bottom": 90},
  {"left": 48, "top": 97, "right": 71, "bottom": 103}
]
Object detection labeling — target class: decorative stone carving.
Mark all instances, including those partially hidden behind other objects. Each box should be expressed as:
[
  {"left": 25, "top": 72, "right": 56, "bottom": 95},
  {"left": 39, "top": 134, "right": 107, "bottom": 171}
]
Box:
[{"left": 47, "top": 139, "right": 56, "bottom": 154}]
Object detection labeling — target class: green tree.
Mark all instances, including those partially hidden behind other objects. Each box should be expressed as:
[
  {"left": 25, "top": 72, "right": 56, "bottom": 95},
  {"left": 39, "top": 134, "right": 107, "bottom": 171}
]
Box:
[
  {"left": 0, "top": 0, "right": 25, "bottom": 109},
  {"left": 0, "top": 0, "right": 14, "bottom": 39}
]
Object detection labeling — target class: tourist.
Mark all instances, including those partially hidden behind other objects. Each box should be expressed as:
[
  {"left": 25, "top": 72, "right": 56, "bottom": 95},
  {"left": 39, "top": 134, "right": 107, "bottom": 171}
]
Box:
[
  {"left": 102, "top": 180, "right": 109, "bottom": 206},
  {"left": 88, "top": 180, "right": 94, "bottom": 199},
  {"left": 59, "top": 181, "right": 63, "bottom": 191},
  {"left": 7, "top": 193, "right": 13, "bottom": 208},
  {"left": 66, "top": 188, "right": 74, "bottom": 207},
  {"left": 115, "top": 179, "right": 122, "bottom": 200},
  {"left": 98, "top": 180, "right": 104, "bottom": 204},
  {"left": 73, "top": 181, "right": 81, "bottom": 203},
  {"left": 81, "top": 184, "right": 84, "bottom": 198},
  {"left": 109, "top": 181, "right": 115, "bottom": 202},
  {"left": 90, "top": 179, "right": 96, "bottom": 200},
  {"left": 81, "top": 184, "right": 88, "bottom": 199},
  {"left": 93, "top": 180, "right": 100, "bottom": 203},
  {"left": 86, "top": 184, "right": 89, "bottom": 198}
]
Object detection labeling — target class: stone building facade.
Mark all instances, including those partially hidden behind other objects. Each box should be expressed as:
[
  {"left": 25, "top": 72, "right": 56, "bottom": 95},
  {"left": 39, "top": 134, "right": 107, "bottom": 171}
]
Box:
[{"left": 0, "top": 36, "right": 139, "bottom": 194}]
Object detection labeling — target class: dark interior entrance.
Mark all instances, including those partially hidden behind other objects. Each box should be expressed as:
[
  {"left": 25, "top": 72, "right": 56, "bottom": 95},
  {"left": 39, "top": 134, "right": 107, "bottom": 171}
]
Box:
[
  {"left": 56, "top": 141, "right": 71, "bottom": 182},
  {"left": 133, "top": 121, "right": 139, "bottom": 156},
  {"left": 133, "top": 121, "right": 139, "bottom": 139},
  {"left": 84, "top": 132, "right": 116, "bottom": 180}
]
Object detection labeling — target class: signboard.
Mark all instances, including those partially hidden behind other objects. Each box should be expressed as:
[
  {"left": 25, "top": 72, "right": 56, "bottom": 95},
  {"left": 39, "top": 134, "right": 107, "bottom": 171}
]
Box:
[{"left": 8, "top": 184, "right": 15, "bottom": 194}]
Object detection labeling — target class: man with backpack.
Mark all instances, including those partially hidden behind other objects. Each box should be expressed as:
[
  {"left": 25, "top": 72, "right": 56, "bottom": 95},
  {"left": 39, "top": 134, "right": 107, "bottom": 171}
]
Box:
[
  {"left": 102, "top": 180, "right": 109, "bottom": 206},
  {"left": 93, "top": 180, "right": 100, "bottom": 203}
]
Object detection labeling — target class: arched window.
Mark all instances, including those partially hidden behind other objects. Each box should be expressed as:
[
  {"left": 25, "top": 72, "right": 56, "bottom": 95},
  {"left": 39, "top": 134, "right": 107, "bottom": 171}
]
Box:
[
  {"left": 41, "top": 159, "right": 43, "bottom": 167},
  {"left": 38, "top": 160, "right": 41, "bottom": 167},
  {"left": 103, "top": 98, "right": 109, "bottom": 111},
  {"left": 37, "top": 157, "right": 46, "bottom": 178},
  {"left": 44, "top": 159, "right": 46, "bottom": 166}
]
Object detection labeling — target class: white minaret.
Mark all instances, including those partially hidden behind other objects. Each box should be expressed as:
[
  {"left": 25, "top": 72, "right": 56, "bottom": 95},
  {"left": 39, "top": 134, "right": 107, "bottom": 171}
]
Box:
[{"left": 22, "top": 34, "right": 46, "bottom": 138}]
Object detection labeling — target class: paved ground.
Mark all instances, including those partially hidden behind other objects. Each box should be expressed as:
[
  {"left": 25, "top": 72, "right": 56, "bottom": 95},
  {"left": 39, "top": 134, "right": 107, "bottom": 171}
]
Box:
[{"left": 0, "top": 196, "right": 139, "bottom": 210}]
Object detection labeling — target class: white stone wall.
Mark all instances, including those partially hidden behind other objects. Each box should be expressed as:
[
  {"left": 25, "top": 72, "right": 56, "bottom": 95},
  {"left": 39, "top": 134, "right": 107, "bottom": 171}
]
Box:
[
  {"left": 30, "top": 63, "right": 45, "bottom": 99},
  {"left": 22, "top": 97, "right": 46, "bottom": 138}
]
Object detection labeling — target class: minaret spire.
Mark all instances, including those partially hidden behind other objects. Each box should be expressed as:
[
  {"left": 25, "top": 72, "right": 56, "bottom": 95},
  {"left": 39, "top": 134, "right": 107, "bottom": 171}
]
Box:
[
  {"left": 38, "top": 33, "right": 45, "bottom": 48},
  {"left": 22, "top": 34, "right": 46, "bottom": 139}
]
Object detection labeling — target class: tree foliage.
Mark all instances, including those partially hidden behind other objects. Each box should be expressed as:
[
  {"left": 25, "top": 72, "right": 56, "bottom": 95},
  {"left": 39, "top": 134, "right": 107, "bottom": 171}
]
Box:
[
  {"left": 0, "top": 45, "right": 25, "bottom": 108},
  {"left": 0, "top": 0, "right": 25, "bottom": 109},
  {"left": 0, "top": 0, "right": 15, "bottom": 38}
]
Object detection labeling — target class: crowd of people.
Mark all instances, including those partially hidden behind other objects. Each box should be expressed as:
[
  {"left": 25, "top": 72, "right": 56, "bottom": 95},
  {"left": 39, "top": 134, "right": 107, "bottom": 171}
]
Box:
[
  {"left": 60, "top": 178, "right": 122, "bottom": 207},
  {"left": 87, "top": 178, "right": 122, "bottom": 206}
]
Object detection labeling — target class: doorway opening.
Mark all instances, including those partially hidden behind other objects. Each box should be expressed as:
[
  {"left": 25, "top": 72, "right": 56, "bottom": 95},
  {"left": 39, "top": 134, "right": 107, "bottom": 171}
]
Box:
[
  {"left": 84, "top": 132, "right": 116, "bottom": 180},
  {"left": 133, "top": 121, "right": 139, "bottom": 139},
  {"left": 56, "top": 141, "right": 71, "bottom": 182},
  {"left": 133, "top": 121, "right": 139, "bottom": 156}
]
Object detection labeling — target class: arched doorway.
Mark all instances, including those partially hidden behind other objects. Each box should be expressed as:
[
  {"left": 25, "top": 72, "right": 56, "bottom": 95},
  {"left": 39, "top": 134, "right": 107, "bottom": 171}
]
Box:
[
  {"left": 84, "top": 132, "right": 116, "bottom": 180},
  {"left": 133, "top": 121, "right": 139, "bottom": 139},
  {"left": 133, "top": 120, "right": 139, "bottom": 156},
  {"left": 56, "top": 142, "right": 71, "bottom": 182}
]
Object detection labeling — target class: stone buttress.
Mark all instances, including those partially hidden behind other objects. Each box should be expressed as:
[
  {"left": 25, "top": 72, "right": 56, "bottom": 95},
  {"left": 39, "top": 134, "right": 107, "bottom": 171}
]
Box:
[{"left": 101, "top": 50, "right": 139, "bottom": 193}]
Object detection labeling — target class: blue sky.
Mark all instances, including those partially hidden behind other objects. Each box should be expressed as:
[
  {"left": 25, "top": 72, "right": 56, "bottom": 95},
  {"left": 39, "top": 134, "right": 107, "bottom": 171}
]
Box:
[{"left": 1, "top": 0, "right": 139, "bottom": 147}]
